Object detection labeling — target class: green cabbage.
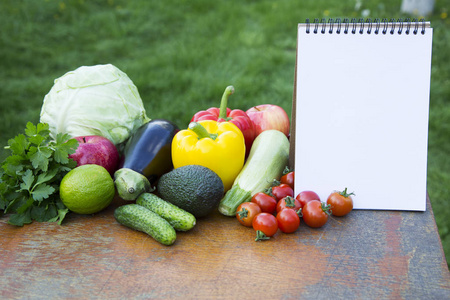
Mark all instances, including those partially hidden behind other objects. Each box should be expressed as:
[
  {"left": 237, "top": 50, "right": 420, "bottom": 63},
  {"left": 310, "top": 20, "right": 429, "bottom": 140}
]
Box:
[{"left": 40, "top": 64, "right": 150, "bottom": 146}]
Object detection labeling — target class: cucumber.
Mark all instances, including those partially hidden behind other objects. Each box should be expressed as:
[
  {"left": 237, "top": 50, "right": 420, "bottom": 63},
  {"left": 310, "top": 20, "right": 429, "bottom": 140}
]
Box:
[
  {"left": 218, "top": 130, "right": 290, "bottom": 216},
  {"left": 114, "top": 204, "right": 176, "bottom": 246},
  {"left": 136, "top": 193, "right": 196, "bottom": 231}
]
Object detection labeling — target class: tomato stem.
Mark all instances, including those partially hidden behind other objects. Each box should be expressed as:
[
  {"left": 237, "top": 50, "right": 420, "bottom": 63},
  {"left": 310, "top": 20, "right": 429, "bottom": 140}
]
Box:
[
  {"left": 218, "top": 85, "right": 235, "bottom": 120},
  {"left": 282, "top": 166, "right": 292, "bottom": 175},
  {"left": 270, "top": 179, "right": 281, "bottom": 187},
  {"left": 339, "top": 187, "right": 355, "bottom": 198},
  {"left": 321, "top": 202, "right": 332, "bottom": 216},
  {"left": 255, "top": 230, "right": 270, "bottom": 241},
  {"left": 264, "top": 186, "right": 274, "bottom": 197},
  {"left": 237, "top": 208, "right": 249, "bottom": 220},
  {"left": 284, "top": 196, "right": 295, "bottom": 208}
]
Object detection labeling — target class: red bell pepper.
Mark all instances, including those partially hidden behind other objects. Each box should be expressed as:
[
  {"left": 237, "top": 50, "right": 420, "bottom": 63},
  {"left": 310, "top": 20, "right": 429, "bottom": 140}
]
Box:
[{"left": 191, "top": 86, "right": 256, "bottom": 157}]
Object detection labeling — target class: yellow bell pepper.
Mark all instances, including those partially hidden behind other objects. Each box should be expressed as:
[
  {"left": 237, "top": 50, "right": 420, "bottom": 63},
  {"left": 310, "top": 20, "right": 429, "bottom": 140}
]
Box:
[{"left": 171, "top": 120, "right": 245, "bottom": 191}]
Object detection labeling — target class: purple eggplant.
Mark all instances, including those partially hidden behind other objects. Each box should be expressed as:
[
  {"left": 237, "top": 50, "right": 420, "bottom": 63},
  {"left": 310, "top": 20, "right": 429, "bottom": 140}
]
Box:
[{"left": 114, "top": 119, "right": 179, "bottom": 200}]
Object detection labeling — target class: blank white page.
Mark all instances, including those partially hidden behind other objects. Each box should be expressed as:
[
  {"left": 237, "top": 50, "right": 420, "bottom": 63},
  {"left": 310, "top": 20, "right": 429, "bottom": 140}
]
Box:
[{"left": 294, "top": 21, "right": 433, "bottom": 211}]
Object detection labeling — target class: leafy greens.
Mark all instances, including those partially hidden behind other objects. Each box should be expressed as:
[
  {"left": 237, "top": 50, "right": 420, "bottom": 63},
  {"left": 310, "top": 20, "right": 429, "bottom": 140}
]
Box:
[
  {"left": 39, "top": 64, "right": 150, "bottom": 148},
  {"left": 0, "top": 122, "right": 78, "bottom": 226}
]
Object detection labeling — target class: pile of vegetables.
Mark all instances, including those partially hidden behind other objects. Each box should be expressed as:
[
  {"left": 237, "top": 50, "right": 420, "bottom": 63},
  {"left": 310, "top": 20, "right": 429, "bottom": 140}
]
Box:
[
  {"left": 0, "top": 64, "right": 355, "bottom": 246},
  {"left": 1, "top": 64, "right": 151, "bottom": 225}
]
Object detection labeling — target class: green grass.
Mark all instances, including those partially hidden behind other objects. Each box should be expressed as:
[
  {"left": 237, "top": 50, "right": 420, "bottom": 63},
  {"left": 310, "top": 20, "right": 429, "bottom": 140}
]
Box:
[{"left": 1, "top": 0, "right": 449, "bottom": 264}]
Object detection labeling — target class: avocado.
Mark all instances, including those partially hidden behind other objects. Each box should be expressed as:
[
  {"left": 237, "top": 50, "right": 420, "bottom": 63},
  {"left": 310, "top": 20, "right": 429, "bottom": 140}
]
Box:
[{"left": 156, "top": 165, "right": 224, "bottom": 218}]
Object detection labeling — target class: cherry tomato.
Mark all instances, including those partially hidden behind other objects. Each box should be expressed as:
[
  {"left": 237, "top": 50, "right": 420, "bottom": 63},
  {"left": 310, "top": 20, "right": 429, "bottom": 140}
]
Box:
[
  {"left": 302, "top": 200, "right": 331, "bottom": 228},
  {"left": 327, "top": 188, "right": 354, "bottom": 217},
  {"left": 271, "top": 184, "right": 294, "bottom": 201},
  {"left": 252, "top": 213, "right": 278, "bottom": 240},
  {"left": 236, "top": 202, "right": 262, "bottom": 227},
  {"left": 251, "top": 192, "right": 277, "bottom": 214},
  {"left": 276, "top": 208, "right": 300, "bottom": 233},
  {"left": 276, "top": 196, "right": 301, "bottom": 213},
  {"left": 280, "top": 169, "right": 295, "bottom": 189},
  {"left": 295, "top": 190, "right": 320, "bottom": 208}
]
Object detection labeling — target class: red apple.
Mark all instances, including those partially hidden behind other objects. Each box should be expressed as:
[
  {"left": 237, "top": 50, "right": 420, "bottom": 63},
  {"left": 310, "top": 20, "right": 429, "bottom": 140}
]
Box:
[
  {"left": 246, "top": 104, "right": 290, "bottom": 137},
  {"left": 69, "top": 135, "right": 119, "bottom": 176}
]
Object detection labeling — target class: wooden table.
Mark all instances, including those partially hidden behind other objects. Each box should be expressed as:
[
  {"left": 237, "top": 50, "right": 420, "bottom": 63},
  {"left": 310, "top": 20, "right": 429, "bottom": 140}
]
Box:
[{"left": 1, "top": 196, "right": 449, "bottom": 299}]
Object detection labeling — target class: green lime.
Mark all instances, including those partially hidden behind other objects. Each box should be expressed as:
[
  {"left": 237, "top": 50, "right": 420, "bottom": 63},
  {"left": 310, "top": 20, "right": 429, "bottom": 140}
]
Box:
[{"left": 60, "top": 164, "right": 115, "bottom": 214}]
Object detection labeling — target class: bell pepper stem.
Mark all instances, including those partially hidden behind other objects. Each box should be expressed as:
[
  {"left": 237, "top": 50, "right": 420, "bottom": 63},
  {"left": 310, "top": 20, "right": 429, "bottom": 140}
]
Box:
[
  {"left": 189, "top": 122, "right": 218, "bottom": 140},
  {"left": 218, "top": 85, "right": 235, "bottom": 120}
]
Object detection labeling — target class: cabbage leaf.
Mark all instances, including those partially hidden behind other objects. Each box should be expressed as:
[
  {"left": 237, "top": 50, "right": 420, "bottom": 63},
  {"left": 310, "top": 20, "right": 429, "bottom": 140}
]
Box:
[{"left": 40, "top": 64, "right": 150, "bottom": 147}]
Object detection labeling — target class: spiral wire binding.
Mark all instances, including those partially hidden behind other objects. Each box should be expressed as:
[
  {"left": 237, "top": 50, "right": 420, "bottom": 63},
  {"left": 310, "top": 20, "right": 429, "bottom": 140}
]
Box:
[{"left": 304, "top": 18, "right": 427, "bottom": 35}]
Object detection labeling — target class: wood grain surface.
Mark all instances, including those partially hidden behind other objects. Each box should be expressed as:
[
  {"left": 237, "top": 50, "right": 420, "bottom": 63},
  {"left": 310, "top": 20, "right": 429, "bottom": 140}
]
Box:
[{"left": 1, "top": 196, "right": 449, "bottom": 299}]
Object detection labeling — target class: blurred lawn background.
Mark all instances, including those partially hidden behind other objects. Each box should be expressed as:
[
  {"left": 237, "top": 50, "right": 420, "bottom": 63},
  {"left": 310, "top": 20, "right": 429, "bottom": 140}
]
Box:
[{"left": 0, "top": 0, "right": 449, "bottom": 264}]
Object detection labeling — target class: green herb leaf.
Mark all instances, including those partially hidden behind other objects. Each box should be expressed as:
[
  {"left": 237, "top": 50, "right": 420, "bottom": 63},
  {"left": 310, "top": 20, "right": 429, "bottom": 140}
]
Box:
[
  {"left": 27, "top": 134, "right": 46, "bottom": 147},
  {"left": 0, "top": 122, "right": 78, "bottom": 226},
  {"left": 5, "top": 195, "right": 27, "bottom": 214},
  {"left": 32, "top": 183, "right": 56, "bottom": 201},
  {"left": 31, "top": 200, "right": 57, "bottom": 222},
  {"left": 56, "top": 208, "right": 69, "bottom": 225},
  {"left": 0, "top": 181, "right": 8, "bottom": 211},
  {"left": 3, "top": 155, "right": 25, "bottom": 176},
  {"left": 8, "top": 134, "right": 29, "bottom": 156},
  {"left": 24, "top": 122, "right": 49, "bottom": 138},
  {"left": 28, "top": 146, "right": 52, "bottom": 172},
  {"left": 36, "top": 168, "right": 58, "bottom": 186},
  {"left": 53, "top": 134, "right": 78, "bottom": 164},
  {"left": 36, "top": 122, "right": 50, "bottom": 136},
  {"left": 8, "top": 210, "right": 32, "bottom": 226},
  {"left": 55, "top": 200, "right": 70, "bottom": 225},
  {"left": 24, "top": 122, "right": 37, "bottom": 136},
  {"left": 19, "top": 169, "right": 35, "bottom": 192},
  {"left": 45, "top": 206, "right": 69, "bottom": 225},
  {"left": 16, "top": 196, "right": 34, "bottom": 214}
]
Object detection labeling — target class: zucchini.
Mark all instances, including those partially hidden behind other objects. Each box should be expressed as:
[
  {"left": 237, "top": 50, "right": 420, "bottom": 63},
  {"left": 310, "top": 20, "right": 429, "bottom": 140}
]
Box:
[
  {"left": 114, "top": 168, "right": 152, "bottom": 200},
  {"left": 218, "top": 130, "right": 290, "bottom": 216},
  {"left": 114, "top": 204, "right": 176, "bottom": 246},
  {"left": 136, "top": 193, "right": 196, "bottom": 231}
]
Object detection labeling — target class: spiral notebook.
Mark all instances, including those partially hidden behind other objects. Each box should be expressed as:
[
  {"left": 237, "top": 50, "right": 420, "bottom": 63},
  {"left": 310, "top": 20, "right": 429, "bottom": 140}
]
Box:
[{"left": 291, "top": 19, "right": 433, "bottom": 211}]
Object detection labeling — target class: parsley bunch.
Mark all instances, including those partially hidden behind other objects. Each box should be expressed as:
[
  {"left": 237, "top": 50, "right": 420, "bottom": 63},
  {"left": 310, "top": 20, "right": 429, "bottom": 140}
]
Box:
[{"left": 0, "top": 122, "right": 78, "bottom": 226}]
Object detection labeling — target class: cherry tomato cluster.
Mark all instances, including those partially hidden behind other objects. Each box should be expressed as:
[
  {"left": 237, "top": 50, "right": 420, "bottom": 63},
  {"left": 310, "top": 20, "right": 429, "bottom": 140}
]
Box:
[{"left": 235, "top": 168, "right": 355, "bottom": 241}]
